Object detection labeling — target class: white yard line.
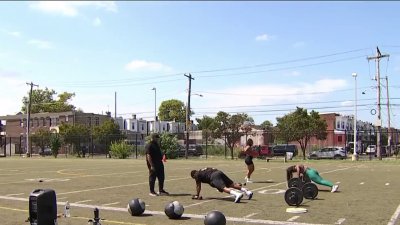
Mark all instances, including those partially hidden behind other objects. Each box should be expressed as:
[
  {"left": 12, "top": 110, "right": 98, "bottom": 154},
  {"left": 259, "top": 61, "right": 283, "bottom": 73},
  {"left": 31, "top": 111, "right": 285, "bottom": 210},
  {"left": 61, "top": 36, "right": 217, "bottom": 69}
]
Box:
[
  {"left": 387, "top": 204, "right": 400, "bottom": 225},
  {"left": 102, "top": 202, "right": 120, "bottom": 206},
  {"left": 334, "top": 218, "right": 346, "bottom": 224},
  {"left": 287, "top": 216, "right": 300, "bottom": 222},
  {"left": 73, "top": 199, "right": 92, "bottom": 204},
  {"left": 244, "top": 213, "right": 258, "bottom": 218},
  {"left": 5, "top": 193, "right": 24, "bottom": 196},
  {"left": 0, "top": 195, "right": 330, "bottom": 225}
]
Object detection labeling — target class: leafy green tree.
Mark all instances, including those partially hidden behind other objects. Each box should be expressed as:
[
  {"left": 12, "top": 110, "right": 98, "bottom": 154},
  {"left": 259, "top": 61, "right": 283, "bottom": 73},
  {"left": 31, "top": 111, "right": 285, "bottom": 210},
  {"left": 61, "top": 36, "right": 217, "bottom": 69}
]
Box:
[
  {"left": 160, "top": 133, "right": 180, "bottom": 159},
  {"left": 212, "top": 111, "right": 249, "bottom": 159},
  {"left": 276, "top": 107, "right": 327, "bottom": 159},
  {"left": 109, "top": 141, "right": 131, "bottom": 159},
  {"left": 21, "top": 87, "right": 75, "bottom": 113},
  {"left": 31, "top": 128, "right": 52, "bottom": 154},
  {"left": 260, "top": 120, "right": 273, "bottom": 130},
  {"left": 196, "top": 115, "right": 218, "bottom": 143},
  {"left": 59, "top": 123, "right": 90, "bottom": 156},
  {"left": 92, "top": 119, "right": 125, "bottom": 153},
  {"left": 50, "top": 134, "right": 61, "bottom": 158},
  {"left": 158, "top": 99, "right": 193, "bottom": 122},
  {"left": 260, "top": 120, "right": 275, "bottom": 144}
]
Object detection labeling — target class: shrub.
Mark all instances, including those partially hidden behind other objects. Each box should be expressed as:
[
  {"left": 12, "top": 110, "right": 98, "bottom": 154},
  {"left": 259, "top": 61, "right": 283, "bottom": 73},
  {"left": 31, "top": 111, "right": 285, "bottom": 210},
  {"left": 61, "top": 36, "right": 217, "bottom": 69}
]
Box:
[
  {"left": 50, "top": 135, "right": 61, "bottom": 158},
  {"left": 110, "top": 141, "right": 131, "bottom": 159}
]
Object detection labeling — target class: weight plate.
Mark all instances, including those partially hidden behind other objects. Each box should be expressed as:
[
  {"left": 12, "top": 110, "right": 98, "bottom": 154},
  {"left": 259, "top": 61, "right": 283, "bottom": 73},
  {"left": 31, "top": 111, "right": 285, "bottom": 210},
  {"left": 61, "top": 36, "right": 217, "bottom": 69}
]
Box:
[
  {"left": 288, "top": 177, "right": 304, "bottom": 188},
  {"left": 284, "top": 187, "right": 303, "bottom": 206},
  {"left": 302, "top": 183, "right": 318, "bottom": 199}
]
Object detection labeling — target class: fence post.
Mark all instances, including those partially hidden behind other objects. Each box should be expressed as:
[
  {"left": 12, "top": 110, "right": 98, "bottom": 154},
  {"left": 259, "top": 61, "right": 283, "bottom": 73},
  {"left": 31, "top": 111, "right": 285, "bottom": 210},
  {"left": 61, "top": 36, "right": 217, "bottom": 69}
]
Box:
[
  {"left": 224, "top": 134, "right": 227, "bottom": 159},
  {"left": 135, "top": 134, "right": 138, "bottom": 159},
  {"left": 205, "top": 131, "right": 208, "bottom": 159}
]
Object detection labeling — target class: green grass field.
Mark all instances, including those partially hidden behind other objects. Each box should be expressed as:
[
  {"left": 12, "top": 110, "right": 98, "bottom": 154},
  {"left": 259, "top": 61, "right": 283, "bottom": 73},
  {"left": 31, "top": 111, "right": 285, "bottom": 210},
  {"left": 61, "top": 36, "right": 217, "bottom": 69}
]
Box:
[{"left": 0, "top": 157, "right": 399, "bottom": 225}]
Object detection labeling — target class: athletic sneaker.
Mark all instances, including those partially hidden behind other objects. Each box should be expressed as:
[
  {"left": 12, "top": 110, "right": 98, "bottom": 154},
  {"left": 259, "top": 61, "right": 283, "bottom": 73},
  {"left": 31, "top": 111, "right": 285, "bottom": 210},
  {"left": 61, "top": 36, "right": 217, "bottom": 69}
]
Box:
[
  {"left": 158, "top": 190, "right": 170, "bottom": 196},
  {"left": 234, "top": 193, "right": 244, "bottom": 203},
  {"left": 247, "top": 191, "right": 253, "bottom": 200},
  {"left": 244, "top": 177, "right": 253, "bottom": 183},
  {"left": 331, "top": 185, "right": 339, "bottom": 193},
  {"left": 149, "top": 192, "right": 158, "bottom": 197}
]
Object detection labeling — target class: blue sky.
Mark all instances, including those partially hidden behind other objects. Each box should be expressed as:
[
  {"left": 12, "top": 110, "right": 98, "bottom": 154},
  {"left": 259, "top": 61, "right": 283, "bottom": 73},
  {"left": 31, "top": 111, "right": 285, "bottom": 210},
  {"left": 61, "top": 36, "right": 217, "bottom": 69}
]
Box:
[{"left": 1, "top": 1, "right": 399, "bottom": 127}]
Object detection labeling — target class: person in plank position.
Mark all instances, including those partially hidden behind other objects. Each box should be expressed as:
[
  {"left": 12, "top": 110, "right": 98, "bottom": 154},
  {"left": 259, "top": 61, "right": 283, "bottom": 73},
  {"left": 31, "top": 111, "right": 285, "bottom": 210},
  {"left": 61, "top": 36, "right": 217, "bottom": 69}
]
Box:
[
  {"left": 190, "top": 167, "right": 253, "bottom": 203},
  {"left": 286, "top": 164, "right": 339, "bottom": 192}
]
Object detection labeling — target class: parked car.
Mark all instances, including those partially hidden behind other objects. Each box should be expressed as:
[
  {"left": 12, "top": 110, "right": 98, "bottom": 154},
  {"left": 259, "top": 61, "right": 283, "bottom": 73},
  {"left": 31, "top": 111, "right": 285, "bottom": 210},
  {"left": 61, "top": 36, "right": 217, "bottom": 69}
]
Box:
[
  {"left": 39, "top": 148, "right": 52, "bottom": 156},
  {"left": 177, "top": 144, "right": 202, "bottom": 157},
  {"left": 308, "top": 147, "right": 346, "bottom": 160},
  {"left": 272, "top": 144, "right": 298, "bottom": 157},
  {"left": 365, "top": 145, "right": 376, "bottom": 155},
  {"left": 257, "top": 145, "right": 273, "bottom": 158}
]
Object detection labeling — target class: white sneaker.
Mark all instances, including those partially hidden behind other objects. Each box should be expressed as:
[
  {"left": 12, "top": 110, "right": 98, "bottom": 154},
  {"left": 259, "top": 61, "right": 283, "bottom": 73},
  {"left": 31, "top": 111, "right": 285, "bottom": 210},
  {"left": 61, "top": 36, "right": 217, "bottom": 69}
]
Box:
[
  {"left": 245, "top": 177, "right": 253, "bottom": 183},
  {"left": 247, "top": 191, "right": 253, "bottom": 200},
  {"left": 331, "top": 185, "right": 339, "bottom": 193},
  {"left": 234, "top": 193, "right": 243, "bottom": 203}
]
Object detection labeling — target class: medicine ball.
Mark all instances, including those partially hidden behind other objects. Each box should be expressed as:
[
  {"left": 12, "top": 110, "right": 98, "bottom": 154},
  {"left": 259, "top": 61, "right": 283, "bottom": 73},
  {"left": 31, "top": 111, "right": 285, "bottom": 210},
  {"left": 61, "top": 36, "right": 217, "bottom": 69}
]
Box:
[
  {"left": 164, "top": 201, "right": 184, "bottom": 219},
  {"left": 127, "top": 198, "right": 145, "bottom": 216},
  {"left": 204, "top": 210, "right": 226, "bottom": 225}
]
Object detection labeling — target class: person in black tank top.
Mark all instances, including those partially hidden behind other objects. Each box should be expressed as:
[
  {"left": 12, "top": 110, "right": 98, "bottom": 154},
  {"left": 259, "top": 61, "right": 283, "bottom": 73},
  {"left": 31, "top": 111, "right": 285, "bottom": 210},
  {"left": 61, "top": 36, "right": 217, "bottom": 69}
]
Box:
[
  {"left": 190, "top": 167, "right": 254, "bottom": 203},
  {"left": 242, "top": 138, "right": 255, "bottom": 183}
]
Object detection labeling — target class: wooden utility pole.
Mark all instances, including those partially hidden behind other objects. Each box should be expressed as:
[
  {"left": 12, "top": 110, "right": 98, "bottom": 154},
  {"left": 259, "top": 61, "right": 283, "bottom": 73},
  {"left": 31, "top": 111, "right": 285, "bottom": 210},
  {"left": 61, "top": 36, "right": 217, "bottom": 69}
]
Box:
[
  {"left": 367, "top": 47, "right": 389, "bottom": 160},
  {"left": 385, "top": 76, "right": 392, "bottom": 156},
  {"left": 184, "top": 73, "right": 194, "bottom": 159},
  {"left": 25, "top": 81, "right": 39, "bottom": 157}
]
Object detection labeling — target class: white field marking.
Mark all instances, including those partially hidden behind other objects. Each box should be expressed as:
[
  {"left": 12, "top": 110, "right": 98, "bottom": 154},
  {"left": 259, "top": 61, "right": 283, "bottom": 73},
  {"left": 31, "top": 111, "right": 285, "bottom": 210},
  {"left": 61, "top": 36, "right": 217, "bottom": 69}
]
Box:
[
  {"left": 388, "top": 203, "right": 400, "bottom": 225},
  {"left": 73, "top": 199, "right": 92, "bottom": 204},
  {"left": 244, "top": 213, "right": 258, "bottom": 218},
  {"left": 57, "top": 197, "right": 67, "bottom": 200},
  {"left": 385, "top": 183, "right": 390, "bottom": 186},
  {"left": 258, "top": 189, "right": 286, "bottom": 194},
  {"left": 102, "top": 202, "right": 120, "bottom": 206},
  {"left": 0, "top": 195, "right": 330, "bottom": 225},
  {"left": 57, "top": 168, "right": 87, "bottom": 176},
  {"left": 57, "top": 177, "right": 189, "bottom": 195},
  {"left": 360, "top": 182, "right": 365, "bottom": 185},
  {"left": 287, "top": 216, "right": 300, "bottom": 222},
  {"left": 6, "top": 193, "right": 24, "bottom": 196},
  {"left": 335, "top": 182, "right": 341, "bottom": 184},
  {"left": 334, "top": 218, "right": 346, "bottom": 224},
  {"left": 185, "top": 199, "right": 216, "bottom": 208}
]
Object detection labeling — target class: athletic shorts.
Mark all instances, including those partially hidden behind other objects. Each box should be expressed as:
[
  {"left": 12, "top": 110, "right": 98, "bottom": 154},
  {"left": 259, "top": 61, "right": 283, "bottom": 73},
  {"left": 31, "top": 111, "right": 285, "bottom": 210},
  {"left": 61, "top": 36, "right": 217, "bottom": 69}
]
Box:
[
  {"left": 209, "top": 171, "right": 234, "bottom": 192},
  {"left": 245, "top": 156, "right": 254, "bottom": 165}
]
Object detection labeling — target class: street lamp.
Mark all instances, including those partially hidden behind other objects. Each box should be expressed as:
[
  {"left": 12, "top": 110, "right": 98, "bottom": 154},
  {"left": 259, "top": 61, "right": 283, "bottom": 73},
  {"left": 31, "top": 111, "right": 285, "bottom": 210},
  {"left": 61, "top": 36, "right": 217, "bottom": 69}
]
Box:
[
  {"left": 352, "top": 72, "right": 358, "bottom": 161},
  {"left": 151, "top": 87, "right": 156, "bottom": 133}
]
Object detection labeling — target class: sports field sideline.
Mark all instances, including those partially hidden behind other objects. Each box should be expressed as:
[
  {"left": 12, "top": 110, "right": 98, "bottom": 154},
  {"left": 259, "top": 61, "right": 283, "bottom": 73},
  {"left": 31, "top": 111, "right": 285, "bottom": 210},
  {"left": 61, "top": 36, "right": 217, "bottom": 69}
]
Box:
[{"left": 0, "top": 157, "right": 399, "bottom": 225}]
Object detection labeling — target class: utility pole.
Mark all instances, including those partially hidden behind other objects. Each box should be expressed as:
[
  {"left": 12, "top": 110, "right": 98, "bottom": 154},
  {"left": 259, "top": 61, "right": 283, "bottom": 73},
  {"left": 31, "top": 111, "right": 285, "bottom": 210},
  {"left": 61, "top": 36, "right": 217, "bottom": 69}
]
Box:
[
  {"left": 114, "top": 91, "right": 117, "bottom": 120},
  {"left": 25, "top": 82, "right": 39, "bottom": 157},
  {"left": 385, "top": 76, "right": 392, "bottom": 156},
  {"left": 367, "top": 47, "right": 389, "bottom": 160},
  {"left": 184, "top": 73, "right": 194, "bottom": 159}
]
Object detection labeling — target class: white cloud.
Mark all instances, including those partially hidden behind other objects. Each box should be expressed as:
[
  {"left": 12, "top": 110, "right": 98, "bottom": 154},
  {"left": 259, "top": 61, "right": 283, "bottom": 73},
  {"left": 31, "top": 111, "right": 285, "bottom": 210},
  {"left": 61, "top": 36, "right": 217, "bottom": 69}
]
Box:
[
  {"left": 341, "top": 101, "right": 353, "bottom": 107},
  {"left": 29, "top": 1, "right": 118, "bottom": 17},
  {"left": 28, "top": 39, "right": 53, "bottom": 49},
  {"left": 93, "top": 17, "right": 102, "bottom": 27},
  {"left": 293, "top": 41, "right": 305, "bottom": 48},
  {"left": 125, "top": 60, "right": 172, "bottom": 72},
  {"left": 1, "top": 29, "right": 22, "bottom": 38},
  {"left": 289, "top": 71, "right": 301, "bottom": 77},
  {"left": 255, "top": 34, "right": 272, "bottom": 41},
  {"left": 0, "top": 71, "right": 28, "bottom": 116}
]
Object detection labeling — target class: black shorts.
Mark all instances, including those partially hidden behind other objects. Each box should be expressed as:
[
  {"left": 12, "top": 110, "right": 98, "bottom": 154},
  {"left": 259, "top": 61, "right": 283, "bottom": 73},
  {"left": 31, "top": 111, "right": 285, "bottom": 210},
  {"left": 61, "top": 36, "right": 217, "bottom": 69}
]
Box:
[
  {"left": 245, "top": 156, "right": 254, "bottom": 165},
  {"left": 209, "top": 171, "right": 234, "bottom": 192}
]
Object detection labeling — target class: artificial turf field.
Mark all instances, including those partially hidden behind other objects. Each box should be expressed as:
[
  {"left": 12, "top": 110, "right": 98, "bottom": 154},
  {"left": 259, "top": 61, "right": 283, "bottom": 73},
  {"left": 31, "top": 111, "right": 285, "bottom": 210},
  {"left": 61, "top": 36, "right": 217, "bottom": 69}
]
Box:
[{"left": 0, "top": 157, "right": 399, "bottom": 225}]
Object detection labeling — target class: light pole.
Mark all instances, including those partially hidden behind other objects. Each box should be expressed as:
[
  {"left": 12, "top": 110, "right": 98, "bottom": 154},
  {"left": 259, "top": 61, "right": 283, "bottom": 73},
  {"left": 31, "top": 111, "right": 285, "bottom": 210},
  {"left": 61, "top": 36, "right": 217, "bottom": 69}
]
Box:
[
  {"left": 352, "top": 72, "right": 358, "bottom": 161},
  {"left": 185, "top": 92, "right": 203, "bottom": 159},
  {"left": 151, "top": 87, "right": 156, "bottom": 133}
]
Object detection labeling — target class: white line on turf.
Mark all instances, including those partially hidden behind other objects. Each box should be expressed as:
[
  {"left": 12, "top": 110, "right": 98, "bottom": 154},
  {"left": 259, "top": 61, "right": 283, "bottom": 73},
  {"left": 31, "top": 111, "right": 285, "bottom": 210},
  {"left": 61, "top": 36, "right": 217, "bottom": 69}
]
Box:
[
  {"left": 387, "top": 204, "right": 400, "bottom": 225},
  {"left": 360, "top": 182, "right": 364, "bottom": 185},
  {"left": 0, "top": 195, "right": 330, "bottom": 225},
  {"left": 287, "top": 216, "right": 300, "bottom": 222},
  {"left": 6, "top": 193, "right": 24, "bottom": 196},
  {"left": 334, "top": 218, "right": 346, "bottom": 224},
  {"left": 385, "top": 183, "right": 390, "bottom": 186},
  {"left": 73, "top": 199, "right": 92, "bottom": 204},
  {"left": 244, "top": 213, "right": 258, "bottom": 218},
  {"left": 102, "top": 202, "right": 120, "bottom": 206}
]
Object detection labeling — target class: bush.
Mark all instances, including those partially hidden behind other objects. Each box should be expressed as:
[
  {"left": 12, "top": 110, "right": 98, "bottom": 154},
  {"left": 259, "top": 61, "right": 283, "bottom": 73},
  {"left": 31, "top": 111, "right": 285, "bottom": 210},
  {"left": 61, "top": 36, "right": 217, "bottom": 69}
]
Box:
[
  {"left": 110, "top": 141, "right": 131, "bottom": 159},
  {"left": 50, "top": 135, "right": 61, "bottom": 158}
]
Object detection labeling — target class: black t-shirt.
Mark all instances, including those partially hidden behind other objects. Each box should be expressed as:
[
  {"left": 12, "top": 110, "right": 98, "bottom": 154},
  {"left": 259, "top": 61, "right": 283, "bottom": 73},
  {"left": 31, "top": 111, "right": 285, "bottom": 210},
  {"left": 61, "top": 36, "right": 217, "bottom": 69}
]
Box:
[
  {"left": 145, "top": 141, "right": 162, "bottom": 165},
  {"left": 195, "top": 167, "right": 218, "bottom": 184}
]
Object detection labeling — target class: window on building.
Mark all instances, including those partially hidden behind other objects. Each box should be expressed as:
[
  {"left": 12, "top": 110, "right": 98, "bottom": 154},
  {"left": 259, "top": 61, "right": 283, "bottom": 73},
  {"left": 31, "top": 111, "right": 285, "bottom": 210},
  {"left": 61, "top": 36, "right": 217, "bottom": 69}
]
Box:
[
  {"left": 95, "top": 117, "right": 99, "bottom": 126},
  {"left": 341, "top": 121, "right": 345, "bottom": 129},
  {"left": 132, "top": 123, "right": 135, "bottom": 130},
  {"left": 336, "top": 121, "right": 340, "bottom": 129},
  {"left": 20, "top": 119, "right": 24, "bottom": 127},
  {"left": 87, "top": 117, "right": 91, "bottom": 127},
  {"left": 141, "top": 124, "right": 144, "bottom": 131},
  {"left": 338, "top": 136, "right": 342, "bottom": 142},
  {"left": 42, "top": 118, "right": 46, "bottom": 126}
]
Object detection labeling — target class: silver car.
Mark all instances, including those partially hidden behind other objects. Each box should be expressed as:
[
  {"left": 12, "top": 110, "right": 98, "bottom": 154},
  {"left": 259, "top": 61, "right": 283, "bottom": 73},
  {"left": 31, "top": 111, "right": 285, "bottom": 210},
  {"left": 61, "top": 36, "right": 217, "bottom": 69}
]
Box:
[{"left": 308, "top": 147, "right": 347, "bottom": 160}]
